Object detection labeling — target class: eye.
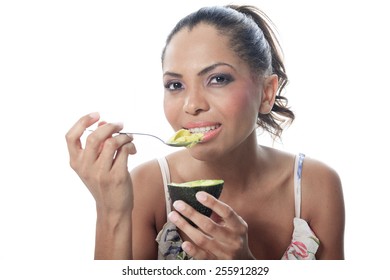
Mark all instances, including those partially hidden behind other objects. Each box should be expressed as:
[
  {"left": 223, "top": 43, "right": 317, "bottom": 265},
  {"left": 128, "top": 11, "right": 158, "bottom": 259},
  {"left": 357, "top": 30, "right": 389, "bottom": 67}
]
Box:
[
  {"left": 209, "top": 74, "right": 233, "bottom": 86},
  {"left": 164, "top": 81, "right": 184, "bottom": 91}
]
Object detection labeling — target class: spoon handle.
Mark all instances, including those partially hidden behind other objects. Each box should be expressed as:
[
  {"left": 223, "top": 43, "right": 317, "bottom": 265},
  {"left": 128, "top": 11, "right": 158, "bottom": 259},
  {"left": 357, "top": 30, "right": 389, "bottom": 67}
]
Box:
[{"left": 86, "top": 129, "right": 192, "bottom": 147}]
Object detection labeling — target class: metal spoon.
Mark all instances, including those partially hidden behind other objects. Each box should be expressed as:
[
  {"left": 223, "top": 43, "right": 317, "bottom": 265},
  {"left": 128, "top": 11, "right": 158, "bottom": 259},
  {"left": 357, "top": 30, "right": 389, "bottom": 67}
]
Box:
[{"left": 87, "top": 130, "right": 198, "bottom": 147}]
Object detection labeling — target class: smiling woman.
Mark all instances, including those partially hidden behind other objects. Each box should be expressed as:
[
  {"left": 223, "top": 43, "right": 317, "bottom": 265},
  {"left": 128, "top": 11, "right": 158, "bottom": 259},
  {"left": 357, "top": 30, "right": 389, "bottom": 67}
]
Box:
[{"left": 65, "top": 4, "right": 345, "bottom": 260}]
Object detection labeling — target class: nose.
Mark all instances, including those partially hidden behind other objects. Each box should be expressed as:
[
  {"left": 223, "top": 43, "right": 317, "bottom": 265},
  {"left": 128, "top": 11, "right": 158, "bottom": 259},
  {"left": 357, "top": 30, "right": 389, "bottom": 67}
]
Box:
[{"left": 183, "top": 86, "right": 210, "bottom": 115}]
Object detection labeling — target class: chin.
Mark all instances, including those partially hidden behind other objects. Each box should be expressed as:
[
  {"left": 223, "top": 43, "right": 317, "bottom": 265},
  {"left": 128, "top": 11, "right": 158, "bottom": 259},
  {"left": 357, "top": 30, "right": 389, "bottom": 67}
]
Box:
[{"left": 187, "top": 145, "right": 224, "bottom": 162}]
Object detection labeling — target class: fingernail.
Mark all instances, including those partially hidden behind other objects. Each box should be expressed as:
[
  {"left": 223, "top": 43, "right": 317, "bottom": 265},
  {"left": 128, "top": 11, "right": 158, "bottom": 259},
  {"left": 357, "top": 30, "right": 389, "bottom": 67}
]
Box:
[
  {"left": 112, "top": 122, "right": 124, "bottom": 129},
  {"left": 89, "top": 112, "right": 100, "bottom": 119},
  {"left": 168, "top": 211, "right": 179, "bottom": 222},
  {"left": 182, "top": 242, "right": 191, "bottom": 253},
  {"left": 173, "top": 200, "right": 185, "bottom": 211},
  {"left": 196, "top": 191, "right": 207, "bottom": 202}
]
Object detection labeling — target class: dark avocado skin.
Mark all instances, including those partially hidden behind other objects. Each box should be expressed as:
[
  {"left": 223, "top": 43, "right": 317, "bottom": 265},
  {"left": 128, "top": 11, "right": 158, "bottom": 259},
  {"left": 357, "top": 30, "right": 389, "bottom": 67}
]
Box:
[{"left": 168, "top": 184, "right": 223, "bottom": 227}]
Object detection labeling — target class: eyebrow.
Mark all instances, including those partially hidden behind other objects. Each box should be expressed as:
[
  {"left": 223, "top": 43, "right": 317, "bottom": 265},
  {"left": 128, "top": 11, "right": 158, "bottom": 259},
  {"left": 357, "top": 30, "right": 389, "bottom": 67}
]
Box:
[{"left": 163, "top": 62, "right": 235, "bottom": 78}]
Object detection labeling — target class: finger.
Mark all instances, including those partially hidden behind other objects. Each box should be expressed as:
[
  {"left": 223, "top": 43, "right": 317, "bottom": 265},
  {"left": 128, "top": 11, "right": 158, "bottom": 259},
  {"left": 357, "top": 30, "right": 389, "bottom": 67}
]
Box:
[
  {"left": 65, "top": 112, "right": 100, "bottom": 160},
  {"left": 171, "top": 198, "right": 248, "bottom": 260},
  {"left": 169, "top": 208, "right": 230, "bottom": 259},
  {"left": 169, "top": 201, "right": 225, "bottom": 251},
  {"left": 181, "top": 241, "right": 216, "bottom": 260},
  {"left": 168, "top": 210, "right": 214, "bottom": 255},
  {"left": 98, "top": 121, "right": 107, "bottom": 127},
  {"left": 169, "top": 208, "right": 235, "bottom": 259},
  {"left": 172, "top": 199, "right": 235, "bottom": 246},
  {"left": 196, "top": 191, "right": 243, "bottom": 228},
  {"left": 97, "top": 134, "right": 135, "bottom": 171},
  {"left": 172, "top": 199, "right": 223, "bottom": 237},
  {"left": 112, "top": 140, "right": 137, "bottom": 169},
  {"left": 94, "top": 122, "right": 108, "bottom": 155},
  {"left": 83, "top": 122, "right": 124, "bottom": 164}
]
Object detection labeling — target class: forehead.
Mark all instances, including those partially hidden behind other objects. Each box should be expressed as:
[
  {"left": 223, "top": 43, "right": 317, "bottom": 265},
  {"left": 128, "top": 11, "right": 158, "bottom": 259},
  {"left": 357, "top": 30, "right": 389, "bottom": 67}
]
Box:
[{"left": 163, "top": 23, "right": 244, "bottom": 71}]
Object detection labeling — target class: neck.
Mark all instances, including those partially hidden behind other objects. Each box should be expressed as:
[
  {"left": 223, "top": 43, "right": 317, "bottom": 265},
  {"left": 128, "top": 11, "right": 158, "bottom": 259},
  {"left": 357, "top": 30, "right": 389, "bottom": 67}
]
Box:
[{"left": 198, "top": 131, "right": 266, "bottom": 190}]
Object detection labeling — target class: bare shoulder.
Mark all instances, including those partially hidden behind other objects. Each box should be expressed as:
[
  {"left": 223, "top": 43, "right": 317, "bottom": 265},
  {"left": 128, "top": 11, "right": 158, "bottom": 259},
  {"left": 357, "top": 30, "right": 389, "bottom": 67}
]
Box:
[
  {"left": 131, "top": 159, "right": 164, "bottom": 191},
  {"left": 131, "top": 150, "right": 188, "bottom": 195},
  {"left": 301, "top": 156, "right": 344, "bottom": 218},
  {"left": 130, "top": 158, "right": 168, "bottom": 223},
  {"left": 301, "top": 156, "right": 345, "bottom": 259}
]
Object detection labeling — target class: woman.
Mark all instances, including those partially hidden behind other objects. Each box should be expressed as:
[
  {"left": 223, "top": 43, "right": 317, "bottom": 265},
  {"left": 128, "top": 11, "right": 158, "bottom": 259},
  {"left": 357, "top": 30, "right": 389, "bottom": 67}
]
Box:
[{"left": 65, "top": 5, "right": 345, "bottom": 260}]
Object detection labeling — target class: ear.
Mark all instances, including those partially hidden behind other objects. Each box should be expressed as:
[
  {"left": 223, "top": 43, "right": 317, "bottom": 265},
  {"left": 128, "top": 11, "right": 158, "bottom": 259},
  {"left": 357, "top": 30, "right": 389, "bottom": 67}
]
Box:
[{"left": 259, "top": 74, "right": 278, "bottom": 114}]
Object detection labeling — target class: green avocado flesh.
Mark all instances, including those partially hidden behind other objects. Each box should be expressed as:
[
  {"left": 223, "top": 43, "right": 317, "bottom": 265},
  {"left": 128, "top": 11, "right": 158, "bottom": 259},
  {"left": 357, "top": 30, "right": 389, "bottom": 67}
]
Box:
[
  {"left": 166, "top": 129, "right": 204, "bottom": 147},
  {"left": 168, "top": 180, "right": 224, "bottom": 226},
  {"left": 169, "top": 179, "right": 224, "bottom": 187}
]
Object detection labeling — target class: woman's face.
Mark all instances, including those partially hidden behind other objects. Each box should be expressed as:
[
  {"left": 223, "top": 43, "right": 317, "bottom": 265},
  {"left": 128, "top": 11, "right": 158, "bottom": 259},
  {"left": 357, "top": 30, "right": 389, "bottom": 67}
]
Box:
[{"left": 162, "top": 23, "right": 265, "bottom": 159}]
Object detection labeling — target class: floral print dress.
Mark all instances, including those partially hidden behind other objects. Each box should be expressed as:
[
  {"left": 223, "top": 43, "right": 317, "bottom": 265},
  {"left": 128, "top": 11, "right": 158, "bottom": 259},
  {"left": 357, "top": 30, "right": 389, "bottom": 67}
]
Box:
[{"left": 156, "top": 154, "right": 320, "bottom": 260}]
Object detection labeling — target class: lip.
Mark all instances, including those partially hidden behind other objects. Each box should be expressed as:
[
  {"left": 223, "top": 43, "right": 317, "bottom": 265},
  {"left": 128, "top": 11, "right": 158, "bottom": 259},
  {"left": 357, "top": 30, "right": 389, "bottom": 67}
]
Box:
[
  {"left": 184, "top": 121, "right": 221, "bottom": 130},
  {"left": 200, "top": 125, "right": 222, "bottom": 143},
  {"left": 183, "top": 122, "right": 222, "bottom": 144}
]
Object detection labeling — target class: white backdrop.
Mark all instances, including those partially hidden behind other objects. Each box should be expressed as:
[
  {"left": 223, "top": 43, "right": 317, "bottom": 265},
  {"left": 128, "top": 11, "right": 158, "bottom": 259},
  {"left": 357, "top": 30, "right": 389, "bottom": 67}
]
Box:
[{"left": 1, "top": 0, "right": 389, "bottom": 278}]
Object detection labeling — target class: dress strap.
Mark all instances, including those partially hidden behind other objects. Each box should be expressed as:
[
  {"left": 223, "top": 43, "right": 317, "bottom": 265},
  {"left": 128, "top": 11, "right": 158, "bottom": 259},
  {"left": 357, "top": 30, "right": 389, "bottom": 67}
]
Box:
[
  {"left": 293, "top": 153, "right": 305, "bottom": 218},
  {"left": 157, "top": 157, "right": 172, "bottom": 218}
]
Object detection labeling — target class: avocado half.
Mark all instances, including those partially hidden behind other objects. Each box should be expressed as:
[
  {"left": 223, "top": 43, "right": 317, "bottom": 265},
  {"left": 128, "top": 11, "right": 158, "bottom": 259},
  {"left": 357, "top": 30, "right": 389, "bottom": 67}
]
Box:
[{"left": 168, "top": 179, "right": 224, "bottom": 227}]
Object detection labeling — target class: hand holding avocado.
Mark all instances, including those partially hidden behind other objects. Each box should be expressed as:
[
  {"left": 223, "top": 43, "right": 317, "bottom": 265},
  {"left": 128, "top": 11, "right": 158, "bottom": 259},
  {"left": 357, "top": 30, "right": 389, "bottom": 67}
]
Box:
[{"left": 168, "top": 191, "right": 255, "bottom": 260}]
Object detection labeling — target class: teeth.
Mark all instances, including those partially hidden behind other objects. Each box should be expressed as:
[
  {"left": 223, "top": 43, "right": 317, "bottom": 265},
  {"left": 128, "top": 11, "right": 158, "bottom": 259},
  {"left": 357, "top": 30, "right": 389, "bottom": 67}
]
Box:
[{"left": 189, "top": 125, "right": 219, "bottom": 134}]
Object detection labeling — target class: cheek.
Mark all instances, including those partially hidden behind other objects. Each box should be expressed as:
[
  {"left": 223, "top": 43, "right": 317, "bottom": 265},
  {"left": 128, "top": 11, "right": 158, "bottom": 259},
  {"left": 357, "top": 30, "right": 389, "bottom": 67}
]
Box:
[
  {"left": 221, "top": 92, "right": 258, "bottom": 123},
  {"left": 163, "top": 96, "right": 181, "bottom": 129}
]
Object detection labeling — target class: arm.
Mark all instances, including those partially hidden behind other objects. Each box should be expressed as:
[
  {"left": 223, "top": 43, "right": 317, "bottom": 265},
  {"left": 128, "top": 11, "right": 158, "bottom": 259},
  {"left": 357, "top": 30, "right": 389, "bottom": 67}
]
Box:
[
  {"left": 94, "top": 208, "right": 133, "bottom": 259},
  {"left": 302, "top": 158, "right": 345, "bottom": 260},
  {"left": 65, "top": 113, "right": 136, "bottom": 259},
  {"left": 130, "top": 160, "right": 167, "bottom": 259}
]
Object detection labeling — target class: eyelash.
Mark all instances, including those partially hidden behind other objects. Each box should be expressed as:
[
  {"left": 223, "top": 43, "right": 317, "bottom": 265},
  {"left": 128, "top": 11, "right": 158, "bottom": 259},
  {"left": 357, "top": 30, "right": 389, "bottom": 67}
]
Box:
[
  {"left": 209, "top": 74, "right": 233, "bottom": 85},
  {"left": 163, "top": 73, "right": 234, "bottom": 91},
  {"left": 164, "top": 81, "right": 183, "bottom": 91}
]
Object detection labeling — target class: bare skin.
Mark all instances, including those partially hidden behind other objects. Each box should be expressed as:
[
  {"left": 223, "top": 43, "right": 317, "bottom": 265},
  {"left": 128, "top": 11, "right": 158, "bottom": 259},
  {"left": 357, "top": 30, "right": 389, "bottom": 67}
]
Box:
[
  {"left": 66, "top": 23, "right": 344, "bottom": 260},
  {"left": 66, "top": 114, "right": 136, "bottom": 259},
  {"left": 131, "top": 145, "right": 344, "bottom": 259}
]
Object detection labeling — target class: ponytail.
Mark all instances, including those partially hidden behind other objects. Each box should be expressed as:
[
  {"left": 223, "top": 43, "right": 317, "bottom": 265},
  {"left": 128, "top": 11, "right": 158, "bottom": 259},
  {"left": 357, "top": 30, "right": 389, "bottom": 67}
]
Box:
[{"left": 228, "top": 5, "right": 295, "bottom": 139}]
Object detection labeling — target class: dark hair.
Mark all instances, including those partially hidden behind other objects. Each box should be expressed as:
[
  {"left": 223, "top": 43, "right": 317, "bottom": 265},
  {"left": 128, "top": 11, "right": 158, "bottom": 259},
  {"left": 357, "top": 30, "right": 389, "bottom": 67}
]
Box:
[{"left": 162, "top": 5, "right": 294, "bottom": 139}]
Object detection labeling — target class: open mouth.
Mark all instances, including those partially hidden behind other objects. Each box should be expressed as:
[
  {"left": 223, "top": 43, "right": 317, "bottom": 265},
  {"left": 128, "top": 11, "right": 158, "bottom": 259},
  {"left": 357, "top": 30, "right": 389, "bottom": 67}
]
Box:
[
  {"left": 185, "top": 123, "right": 222, "bottom": 143},
  {"left": 188, "top": 124, "right": 221, "bottom": 134}
]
